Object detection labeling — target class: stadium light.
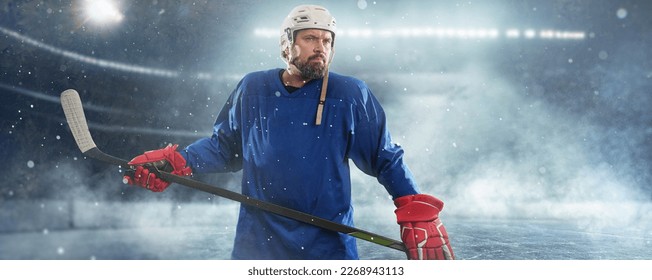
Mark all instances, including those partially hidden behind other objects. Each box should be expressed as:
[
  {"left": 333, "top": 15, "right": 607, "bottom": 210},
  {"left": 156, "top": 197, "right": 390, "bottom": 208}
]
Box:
[{"left": 83, "top": 0, "right": 124, "bottom": 24}]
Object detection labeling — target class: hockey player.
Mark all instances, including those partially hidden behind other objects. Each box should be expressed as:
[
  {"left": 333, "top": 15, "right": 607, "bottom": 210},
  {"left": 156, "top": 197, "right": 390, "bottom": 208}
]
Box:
[{"left": 123, "top": 4, "right": 454, "bottom": 260}]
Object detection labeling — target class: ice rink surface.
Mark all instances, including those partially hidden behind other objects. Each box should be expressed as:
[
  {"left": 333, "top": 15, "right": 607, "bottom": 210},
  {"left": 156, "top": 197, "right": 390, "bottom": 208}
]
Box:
[{"left": 2, "top": 216, "right": 650, "bottom": 260}]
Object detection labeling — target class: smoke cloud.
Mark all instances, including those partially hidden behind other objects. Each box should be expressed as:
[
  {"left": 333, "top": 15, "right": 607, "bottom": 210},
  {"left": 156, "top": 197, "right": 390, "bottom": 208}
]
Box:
[{"left": 350, "top": 57, "right": 651, "bottom": 233}]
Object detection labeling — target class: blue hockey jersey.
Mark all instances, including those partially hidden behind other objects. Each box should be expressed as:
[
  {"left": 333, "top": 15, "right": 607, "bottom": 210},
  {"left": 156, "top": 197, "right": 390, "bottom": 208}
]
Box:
[{"left": 180, "top": 68, "right": 419, "bottom": 259}]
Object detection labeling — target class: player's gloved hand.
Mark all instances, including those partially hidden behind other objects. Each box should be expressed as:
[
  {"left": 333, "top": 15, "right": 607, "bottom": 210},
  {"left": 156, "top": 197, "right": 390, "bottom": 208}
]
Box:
[
  {"left": 123, "top": 144, "right": 192, "bottom": 192},
  {"left": 394, "top": 193, "right": 455, "bottom": 260}
]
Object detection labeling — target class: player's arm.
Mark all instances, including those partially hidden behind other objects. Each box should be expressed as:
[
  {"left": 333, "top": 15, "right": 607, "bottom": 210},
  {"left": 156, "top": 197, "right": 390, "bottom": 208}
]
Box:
[{"left": 347, "top": 85, "right": 455, "bottom": 260}]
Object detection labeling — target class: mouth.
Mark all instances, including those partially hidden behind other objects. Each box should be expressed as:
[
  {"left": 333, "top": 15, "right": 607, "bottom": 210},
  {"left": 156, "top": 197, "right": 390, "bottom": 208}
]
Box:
[{"left": 309, "top": 55, "right": 326, "bottom": 63}]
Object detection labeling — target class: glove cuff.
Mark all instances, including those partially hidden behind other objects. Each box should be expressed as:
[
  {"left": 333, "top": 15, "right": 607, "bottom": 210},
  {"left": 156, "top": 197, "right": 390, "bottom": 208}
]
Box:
[
  {"left": 165, "top": 145, "right": 192, "bottom": 176},
  {"left": 394, "top": 194, "right": 444, "bottom": 223}
]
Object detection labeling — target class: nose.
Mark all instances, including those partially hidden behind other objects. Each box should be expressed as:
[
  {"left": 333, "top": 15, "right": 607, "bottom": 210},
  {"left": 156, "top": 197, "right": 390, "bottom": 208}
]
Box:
[
  {"left": 313, "top": 43, "right": 324, "bottom": 53},
  {"left": 314, "top": 39, "right": 331, "bottom": 54}
]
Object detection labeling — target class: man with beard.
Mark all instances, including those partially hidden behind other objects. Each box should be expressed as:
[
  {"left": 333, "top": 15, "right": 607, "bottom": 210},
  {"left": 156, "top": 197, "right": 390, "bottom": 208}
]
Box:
[{"left": 123, "top": 4, "right": 454, "bottom": 260}]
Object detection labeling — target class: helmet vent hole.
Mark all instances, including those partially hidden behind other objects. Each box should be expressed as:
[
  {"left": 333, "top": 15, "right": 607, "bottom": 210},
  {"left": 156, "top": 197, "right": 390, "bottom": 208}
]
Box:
[{"left": 295, "top": 16, "right": 310, "bottom": 23}]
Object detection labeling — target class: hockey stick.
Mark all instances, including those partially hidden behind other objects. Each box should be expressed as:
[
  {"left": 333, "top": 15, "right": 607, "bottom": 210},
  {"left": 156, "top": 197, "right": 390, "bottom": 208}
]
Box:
[{"left": 60, "top": 89, "right": 407, "bottom": 254}]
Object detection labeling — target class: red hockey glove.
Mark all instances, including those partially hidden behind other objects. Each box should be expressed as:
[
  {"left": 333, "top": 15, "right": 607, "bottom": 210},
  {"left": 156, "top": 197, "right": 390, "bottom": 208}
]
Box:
[
  {"left": 394, "top": 194, "right": 455, "bottom": 260},
  {"left": 123, "top": 144, "right": 192, "bottom": 192}
]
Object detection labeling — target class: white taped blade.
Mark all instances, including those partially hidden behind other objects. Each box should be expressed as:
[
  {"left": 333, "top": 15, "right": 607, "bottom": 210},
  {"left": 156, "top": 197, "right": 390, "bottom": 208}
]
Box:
[{"left": 60, "top": 89, "right": 97, "bottom": 153}]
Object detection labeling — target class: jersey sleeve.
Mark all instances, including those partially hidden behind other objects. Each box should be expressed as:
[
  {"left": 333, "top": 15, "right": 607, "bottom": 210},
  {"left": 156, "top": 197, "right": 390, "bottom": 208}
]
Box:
[
  {"left": 180, "top": 82, "right": 244, "bottom": 173},
  {"left": 347, "top": 84, "right": 420, "bottom": 199}
]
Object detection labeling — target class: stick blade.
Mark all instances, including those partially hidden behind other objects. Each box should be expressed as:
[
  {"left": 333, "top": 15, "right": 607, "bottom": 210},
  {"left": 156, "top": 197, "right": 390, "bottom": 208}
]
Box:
[{"left": 61, "top": 89, "right": 97, "bottom": 153}]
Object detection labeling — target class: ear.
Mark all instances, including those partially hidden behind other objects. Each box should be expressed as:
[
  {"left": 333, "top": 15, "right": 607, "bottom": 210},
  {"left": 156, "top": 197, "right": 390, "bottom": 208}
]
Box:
[
  {"left": 284, "top": 46, "right": 296, "bottom": 65},
  {"left": 283, "top": 48, "right": 289, "bottom": 60}
]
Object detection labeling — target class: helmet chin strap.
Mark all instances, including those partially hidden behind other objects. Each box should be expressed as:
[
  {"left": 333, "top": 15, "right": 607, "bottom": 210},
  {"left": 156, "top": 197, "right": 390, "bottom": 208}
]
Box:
[
  {"left": 315, "top": 50, "right": 334, "bottom": 126},
  {"left": 315, "top": 65, "right": 329, "bottom": 125}
]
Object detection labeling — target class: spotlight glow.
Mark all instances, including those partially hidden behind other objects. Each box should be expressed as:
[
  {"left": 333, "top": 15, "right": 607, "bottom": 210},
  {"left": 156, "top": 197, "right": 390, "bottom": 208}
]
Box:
[
  {"left": 254, "top": 27, "right": 585, "bottom": 40},
  {"left": 524, "top": 29, "right": 537, "bottom": 39},
  {"left": 83, "top": 0, "right": 124, "bottom": 24},
  {"left": 506, "top": 29, "right": 520, "bottom": 38}
]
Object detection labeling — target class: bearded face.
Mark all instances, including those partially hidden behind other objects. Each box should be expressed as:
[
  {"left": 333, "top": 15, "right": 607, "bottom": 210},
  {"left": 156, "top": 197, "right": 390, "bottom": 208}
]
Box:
[
  {"left": 290, "top": 53, "right": 327, "bottom": 80},
  {"left": 285, "top": 29, "right": 333, "bottom": 80}
]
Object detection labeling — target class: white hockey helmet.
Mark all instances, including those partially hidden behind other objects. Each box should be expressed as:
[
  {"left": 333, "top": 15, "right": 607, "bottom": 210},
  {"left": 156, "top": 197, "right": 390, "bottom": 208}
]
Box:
[{"left": 280, "top": 5, "right": 337, "bottom": 63}]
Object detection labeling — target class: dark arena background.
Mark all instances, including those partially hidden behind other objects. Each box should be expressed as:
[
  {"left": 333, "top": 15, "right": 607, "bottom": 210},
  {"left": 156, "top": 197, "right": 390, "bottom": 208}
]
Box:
[{"left": 1, "top": 0, "right": 651, "bottom": 261}]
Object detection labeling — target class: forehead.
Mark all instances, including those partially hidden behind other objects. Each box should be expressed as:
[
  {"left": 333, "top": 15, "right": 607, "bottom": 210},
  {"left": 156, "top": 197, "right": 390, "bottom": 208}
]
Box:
[{"left": 296, "top": 28, "right": 333, "bottom": 39}]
